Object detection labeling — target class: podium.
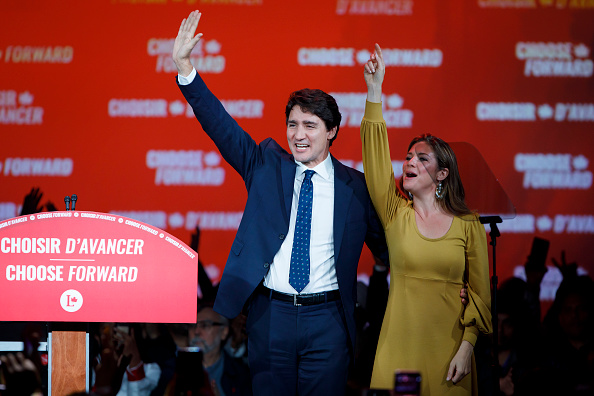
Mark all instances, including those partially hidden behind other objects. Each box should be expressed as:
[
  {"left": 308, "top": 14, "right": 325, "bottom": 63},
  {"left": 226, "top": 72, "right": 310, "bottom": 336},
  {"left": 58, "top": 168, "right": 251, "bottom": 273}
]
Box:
[{"left": 0, "top": 212, "right": 198, "bottom": 395}]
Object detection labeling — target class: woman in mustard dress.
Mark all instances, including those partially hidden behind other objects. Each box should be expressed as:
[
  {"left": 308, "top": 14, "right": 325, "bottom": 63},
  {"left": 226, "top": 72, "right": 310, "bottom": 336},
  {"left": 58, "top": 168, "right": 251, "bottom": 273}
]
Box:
[{"left": 360, "top": 44, "right": 493, "bottom": 395}]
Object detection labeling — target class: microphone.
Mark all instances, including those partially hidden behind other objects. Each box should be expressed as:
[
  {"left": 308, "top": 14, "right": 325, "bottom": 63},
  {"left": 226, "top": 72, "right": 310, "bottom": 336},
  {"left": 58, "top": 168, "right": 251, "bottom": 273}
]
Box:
[
  {"left": 64, "top": 196, "right": 70, "bottom": 211},
  {"left": 479, "top": 216, "right": 502, "bottom": 225},
  {"left": 70, "top": 194, "right": 77, "bottom": 211}
]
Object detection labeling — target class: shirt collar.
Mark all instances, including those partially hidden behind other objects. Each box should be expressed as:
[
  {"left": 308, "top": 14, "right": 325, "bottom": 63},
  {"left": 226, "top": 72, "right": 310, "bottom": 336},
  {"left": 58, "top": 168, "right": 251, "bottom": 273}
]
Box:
[{"left": 295, "top": 154, "right": 334, "bottom": 181}]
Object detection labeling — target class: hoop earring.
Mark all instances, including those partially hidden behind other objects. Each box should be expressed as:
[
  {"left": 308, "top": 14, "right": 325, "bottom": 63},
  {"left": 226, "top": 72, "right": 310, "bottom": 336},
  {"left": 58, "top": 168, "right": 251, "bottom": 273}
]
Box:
[
  {"left": 435, "top": 182, "right": 444, "bottom": 200},
  {"left": 407, "top": 191, "right": 413, "bottom": 200}
]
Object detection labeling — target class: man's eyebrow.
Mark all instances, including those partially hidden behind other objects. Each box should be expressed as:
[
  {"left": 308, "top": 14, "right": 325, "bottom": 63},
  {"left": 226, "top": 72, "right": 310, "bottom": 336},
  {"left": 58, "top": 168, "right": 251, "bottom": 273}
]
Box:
[{"left": 287, "top": 119, "right": 319, "bottom": 125}]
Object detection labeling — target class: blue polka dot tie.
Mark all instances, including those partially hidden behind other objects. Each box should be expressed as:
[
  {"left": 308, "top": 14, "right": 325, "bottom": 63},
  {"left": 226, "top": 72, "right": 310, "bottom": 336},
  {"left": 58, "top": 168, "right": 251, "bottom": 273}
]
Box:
[{"left": 289, "top": 169, "right": 315, "bottom": 293}]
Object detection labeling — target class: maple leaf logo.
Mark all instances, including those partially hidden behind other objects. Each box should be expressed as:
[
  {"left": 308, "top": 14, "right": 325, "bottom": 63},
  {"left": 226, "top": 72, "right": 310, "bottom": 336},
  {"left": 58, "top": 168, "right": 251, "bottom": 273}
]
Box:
[
  {"left": 387, "top": 94, "right": 404, "bottom": 109},
  {"left": 204, "top": 151, "right": 221, "bottom": 167},
  {"left": 205, "top": 40, "right": 221, "bottom": 55},
  {"left": 536, "top": 216, "right": 553, "bottom": 232},
  {"left": 537, "top": 104, "right": 553, "bottom": 119},
  {"left": 19, "top": 91, "right": 34, "bottom": 106},
  {"left": 169, "top": 100, "right": 185, "bottom": 116},
  {"left": 356, "top": 49, "right": 371, "bottom": 64},
  {"left": 573, "top": 155, "right": 589, "bottom": 170},
  {"left": 71, "top": 297, "right": 78, "bottom": 303},
  {"left": 574, "top": 44, "right": 590, "bottom": 58}
]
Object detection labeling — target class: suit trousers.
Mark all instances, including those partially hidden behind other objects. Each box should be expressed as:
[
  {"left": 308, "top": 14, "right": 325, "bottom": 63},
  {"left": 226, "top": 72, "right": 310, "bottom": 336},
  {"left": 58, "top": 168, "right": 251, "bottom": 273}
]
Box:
[{"left": 246, "top": 291, "right": 350, "bottom": 396}]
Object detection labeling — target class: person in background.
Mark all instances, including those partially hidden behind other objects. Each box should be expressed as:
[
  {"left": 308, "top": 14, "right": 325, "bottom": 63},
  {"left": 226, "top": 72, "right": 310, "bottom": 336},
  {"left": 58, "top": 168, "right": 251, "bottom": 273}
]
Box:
[
  {"left": 113, "top": 325, "right": 162, "bottom": 396},
  {"left": 538, "top": 274, "right": 594, "bottom": 395},
  {"left": 0, "top": 352, "right": 44, "bottom": 396},
  {"left": 187, "top": 305, "right": 252, "bottom": 396},
  {"left": 91, "top": 323, "right": 176, "bottom": 396}
]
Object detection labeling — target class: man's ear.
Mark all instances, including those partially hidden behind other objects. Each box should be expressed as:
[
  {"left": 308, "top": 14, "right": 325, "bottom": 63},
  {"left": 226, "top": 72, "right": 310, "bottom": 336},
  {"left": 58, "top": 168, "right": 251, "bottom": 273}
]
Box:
[
  {"left": 221, "top": 325, "right": 229, "bottom": 341},
  {"left": 327, "top": 126, "right": 337, "bottom": 141}
]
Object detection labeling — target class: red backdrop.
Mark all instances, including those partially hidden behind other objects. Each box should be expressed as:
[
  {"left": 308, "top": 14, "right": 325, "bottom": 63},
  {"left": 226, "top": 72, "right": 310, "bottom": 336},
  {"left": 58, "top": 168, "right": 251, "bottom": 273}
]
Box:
[{"left": 1, "top": 0, "right": 593, "bottom": 303}]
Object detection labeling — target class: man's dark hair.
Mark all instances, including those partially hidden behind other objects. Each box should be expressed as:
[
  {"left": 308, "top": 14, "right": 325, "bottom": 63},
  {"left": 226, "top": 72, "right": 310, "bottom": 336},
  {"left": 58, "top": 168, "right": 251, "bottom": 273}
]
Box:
[{"left": 285, "top": 89, "right": 342, "bottom": 146}]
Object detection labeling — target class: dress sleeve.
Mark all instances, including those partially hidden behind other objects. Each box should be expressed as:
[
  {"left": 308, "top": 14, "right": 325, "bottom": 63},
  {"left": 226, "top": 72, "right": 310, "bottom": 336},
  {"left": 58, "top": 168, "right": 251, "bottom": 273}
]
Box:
[
  {"left": 461, "top": 215, "right": 493, "bottom": 346},
  {"left": 360, "top": 101, "right": 405, "bottom": 227}
]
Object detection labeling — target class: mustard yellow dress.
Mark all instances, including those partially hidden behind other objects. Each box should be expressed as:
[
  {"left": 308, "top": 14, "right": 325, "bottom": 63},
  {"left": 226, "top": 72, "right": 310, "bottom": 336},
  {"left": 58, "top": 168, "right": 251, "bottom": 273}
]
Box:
[{"left": 361, "top": 101, "right": 492, "bottom": 395}]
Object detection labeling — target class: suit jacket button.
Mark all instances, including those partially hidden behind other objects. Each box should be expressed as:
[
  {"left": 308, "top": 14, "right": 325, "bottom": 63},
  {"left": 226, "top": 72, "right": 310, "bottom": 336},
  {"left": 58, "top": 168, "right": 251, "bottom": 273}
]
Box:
[
  {"left": 263, "top": 262, "right": 270, "bottom": 268},
  {"left": 279, "top": 234, "right": 285, "bottom": 240}
]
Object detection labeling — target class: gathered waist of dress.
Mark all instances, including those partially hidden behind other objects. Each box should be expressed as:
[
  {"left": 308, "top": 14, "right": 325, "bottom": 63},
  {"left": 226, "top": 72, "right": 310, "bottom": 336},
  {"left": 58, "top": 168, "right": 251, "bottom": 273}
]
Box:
[{"left": 391, "top": 272, "right": 464, "bottom": 286}]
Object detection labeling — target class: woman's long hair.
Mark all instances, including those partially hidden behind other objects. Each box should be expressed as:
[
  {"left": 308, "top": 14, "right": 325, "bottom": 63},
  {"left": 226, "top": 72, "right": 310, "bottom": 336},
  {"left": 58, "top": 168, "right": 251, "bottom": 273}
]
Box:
[{"left": 399, "top": 134, "right": 473, "bottom": 216}]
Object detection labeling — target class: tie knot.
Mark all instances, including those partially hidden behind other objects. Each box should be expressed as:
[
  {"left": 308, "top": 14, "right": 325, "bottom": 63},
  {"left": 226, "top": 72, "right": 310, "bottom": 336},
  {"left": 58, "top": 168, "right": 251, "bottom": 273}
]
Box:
[{"left": 304, "top": 169, "right": 315, "bottom": 182}]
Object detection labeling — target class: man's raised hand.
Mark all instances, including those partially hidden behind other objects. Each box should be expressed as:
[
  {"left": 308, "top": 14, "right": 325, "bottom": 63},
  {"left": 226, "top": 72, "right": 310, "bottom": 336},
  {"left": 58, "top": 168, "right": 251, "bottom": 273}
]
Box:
[{"left": 172, "top": 10, "right": 203, "bottom": 77}]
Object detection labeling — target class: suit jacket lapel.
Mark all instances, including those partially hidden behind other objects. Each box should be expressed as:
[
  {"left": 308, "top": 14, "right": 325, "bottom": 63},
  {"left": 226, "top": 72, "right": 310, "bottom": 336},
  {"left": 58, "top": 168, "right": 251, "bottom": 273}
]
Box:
[
  {"left": 332, "top": 156, "right": 353, "bottom": 264},
  {"left": 281, "top": 155, "right": 296, "bottom": 225}
]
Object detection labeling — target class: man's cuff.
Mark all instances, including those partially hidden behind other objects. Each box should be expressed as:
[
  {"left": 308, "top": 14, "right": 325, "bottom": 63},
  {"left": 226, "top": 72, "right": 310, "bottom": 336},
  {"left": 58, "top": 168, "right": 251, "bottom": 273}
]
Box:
[{"left": 177, "top": 68, "right": 197, "bottom": 85}]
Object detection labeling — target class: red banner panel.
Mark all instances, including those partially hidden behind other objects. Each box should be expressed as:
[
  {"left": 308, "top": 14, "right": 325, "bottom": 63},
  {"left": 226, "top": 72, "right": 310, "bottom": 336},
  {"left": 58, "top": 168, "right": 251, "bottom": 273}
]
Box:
[{"left": 0, "top": 211, "right": 197, "bottom": 323}]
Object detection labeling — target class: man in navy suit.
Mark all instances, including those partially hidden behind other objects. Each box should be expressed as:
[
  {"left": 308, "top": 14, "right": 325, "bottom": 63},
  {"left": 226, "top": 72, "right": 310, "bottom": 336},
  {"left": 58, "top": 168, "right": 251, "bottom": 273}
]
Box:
[{"left": 173, "top": 11, "right": 388, "bottom": 396}]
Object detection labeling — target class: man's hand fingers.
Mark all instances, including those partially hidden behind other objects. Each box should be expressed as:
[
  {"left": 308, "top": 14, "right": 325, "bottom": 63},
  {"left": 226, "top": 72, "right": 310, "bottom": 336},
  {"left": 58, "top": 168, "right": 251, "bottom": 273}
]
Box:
[
  {"left": 177, "top": 18, "right": 187, "bottom": 36},
  {"left": 191, "top": 33, "right": 203, "bottom": 47},
  {"left": 187, "top": 11, "right": 201, "bottom": 35}
]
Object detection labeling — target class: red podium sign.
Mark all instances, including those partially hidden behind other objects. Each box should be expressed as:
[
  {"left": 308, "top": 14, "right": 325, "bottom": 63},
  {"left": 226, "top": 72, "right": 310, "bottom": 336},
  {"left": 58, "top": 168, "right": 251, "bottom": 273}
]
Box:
[{"left": 0, "top": 211, "right": 197, "bottom": 323}]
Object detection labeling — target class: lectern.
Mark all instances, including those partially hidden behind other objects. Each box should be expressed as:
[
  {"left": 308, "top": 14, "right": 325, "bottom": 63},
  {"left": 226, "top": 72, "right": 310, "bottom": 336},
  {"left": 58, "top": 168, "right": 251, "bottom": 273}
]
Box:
[{"left": 0, "top": 212, "right": 198, "bottom": 395}]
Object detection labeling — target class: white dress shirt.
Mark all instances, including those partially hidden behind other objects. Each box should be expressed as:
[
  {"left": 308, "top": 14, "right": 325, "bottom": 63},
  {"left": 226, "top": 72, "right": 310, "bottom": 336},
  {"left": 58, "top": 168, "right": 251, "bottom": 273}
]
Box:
[{"left": 264, "top": 155, "right": 337, "bottom": 294}]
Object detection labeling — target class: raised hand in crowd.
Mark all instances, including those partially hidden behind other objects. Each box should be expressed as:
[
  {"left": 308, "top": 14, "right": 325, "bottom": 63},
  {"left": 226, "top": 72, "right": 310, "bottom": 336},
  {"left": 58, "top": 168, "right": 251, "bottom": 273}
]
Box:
[
  {"left": 189, "top": 225, "right": 201, "bottom": 253},
  {"left": 190, "top": 226, "right": 217, "bottom": 304},
  {"left": 552, "top": 250, "right": 578, "bottom": 280},
  {"left": 44, "top": 201, "right": 58, "bottom": 212},
  {"left": 113, "top": 327, "right": 141, "bottom": 369},
  {"left": 19, "top": 187, "right": 57, "bottom": 215},
  {"left": 19, "top": 187, "right": 44, "bottom": 216}
]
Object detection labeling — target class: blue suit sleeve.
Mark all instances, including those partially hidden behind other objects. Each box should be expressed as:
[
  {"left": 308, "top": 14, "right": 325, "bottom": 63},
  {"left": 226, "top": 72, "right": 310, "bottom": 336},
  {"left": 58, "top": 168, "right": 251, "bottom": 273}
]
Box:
[{"left": 176, "top": 74, "right": 262, "bottom": 189}]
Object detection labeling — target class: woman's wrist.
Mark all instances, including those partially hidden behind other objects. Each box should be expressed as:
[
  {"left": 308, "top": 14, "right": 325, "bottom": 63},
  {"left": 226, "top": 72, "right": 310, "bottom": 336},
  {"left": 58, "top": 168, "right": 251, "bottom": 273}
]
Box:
[
  {"left": 366, "top": 83, "right": 382, "bottom": 103},
  {"left": 460, "top": 340, "right": 474, "bottom": 352}
]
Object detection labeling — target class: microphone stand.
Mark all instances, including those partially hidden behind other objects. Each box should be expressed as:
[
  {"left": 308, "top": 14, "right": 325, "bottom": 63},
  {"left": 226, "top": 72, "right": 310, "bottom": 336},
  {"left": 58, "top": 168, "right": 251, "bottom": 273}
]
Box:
[{"left": 479, "top": 215, "right": 502, "bottom": 396}]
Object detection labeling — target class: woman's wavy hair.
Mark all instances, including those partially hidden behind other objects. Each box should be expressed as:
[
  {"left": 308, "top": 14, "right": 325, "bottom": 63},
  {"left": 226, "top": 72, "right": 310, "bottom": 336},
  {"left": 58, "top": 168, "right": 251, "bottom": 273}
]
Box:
[{"left": 399, "top": 134, "right": 473, "bottom": 216}]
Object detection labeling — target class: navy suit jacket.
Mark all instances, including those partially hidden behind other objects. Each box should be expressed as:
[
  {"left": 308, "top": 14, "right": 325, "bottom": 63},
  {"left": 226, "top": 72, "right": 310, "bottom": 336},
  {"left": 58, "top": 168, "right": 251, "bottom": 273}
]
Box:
[{"left": 177, "top": 74, "right": 387, "bottom": 351}]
